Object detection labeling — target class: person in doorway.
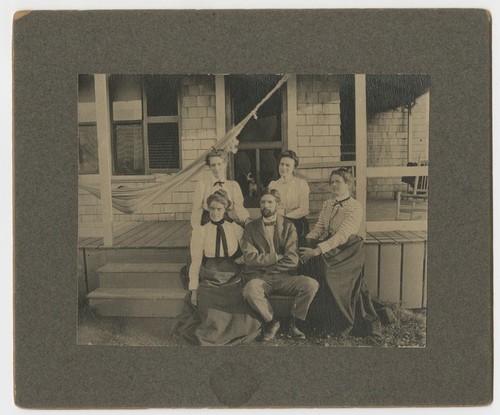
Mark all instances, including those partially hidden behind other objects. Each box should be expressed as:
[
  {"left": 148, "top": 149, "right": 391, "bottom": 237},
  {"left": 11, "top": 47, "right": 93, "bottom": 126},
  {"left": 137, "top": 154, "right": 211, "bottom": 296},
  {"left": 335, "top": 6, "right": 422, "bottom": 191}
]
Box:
[
  {"left": 174, "top": 189, "right": 261, "bottom": 346},
  {"left": 268, "top": 150, "right": 310, "bottom": 245},
  {"left": 191, "top": 148, "right": 250, "bottom": 228},
  {"left": 241, "top": 188, "right": 319, "bottom": 341}
]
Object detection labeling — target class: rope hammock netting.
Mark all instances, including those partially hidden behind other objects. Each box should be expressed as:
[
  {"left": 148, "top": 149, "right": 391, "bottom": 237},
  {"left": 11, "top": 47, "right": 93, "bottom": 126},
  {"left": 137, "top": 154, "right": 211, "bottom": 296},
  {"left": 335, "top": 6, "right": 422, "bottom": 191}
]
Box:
[{"left": 79, "top": 74, "right": 290, "bottom": 214}]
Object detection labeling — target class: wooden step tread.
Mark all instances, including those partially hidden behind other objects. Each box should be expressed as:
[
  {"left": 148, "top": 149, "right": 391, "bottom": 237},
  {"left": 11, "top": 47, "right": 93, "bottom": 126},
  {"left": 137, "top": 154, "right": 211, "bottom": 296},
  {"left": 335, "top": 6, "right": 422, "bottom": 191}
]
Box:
[
  {"left": 88, "top": 288, "right": 188, "bottom": 300},
  {"left": 97, "top": 263, "right": 185, "bottom": 273}
]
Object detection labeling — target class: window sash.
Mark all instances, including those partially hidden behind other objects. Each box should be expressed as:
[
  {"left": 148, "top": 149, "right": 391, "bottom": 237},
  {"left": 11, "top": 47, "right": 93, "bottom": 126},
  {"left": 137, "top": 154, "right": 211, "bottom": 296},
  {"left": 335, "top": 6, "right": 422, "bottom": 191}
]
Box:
[
  {"left": 142, "top": 79, "right": 182, "bottom": 174},
  {"left": 112, "top": 122, "right": 145, "bottom": 175},
  {"left": 78, "top": 123, "right": 99, "bottom": 174}
]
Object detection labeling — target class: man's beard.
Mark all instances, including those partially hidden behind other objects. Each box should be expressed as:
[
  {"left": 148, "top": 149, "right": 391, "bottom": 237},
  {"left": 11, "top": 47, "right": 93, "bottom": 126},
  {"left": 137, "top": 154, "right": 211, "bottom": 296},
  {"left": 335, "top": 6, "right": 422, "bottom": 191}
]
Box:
[{"left": 261, "top": 208, "right": 276, "bottom": 218}]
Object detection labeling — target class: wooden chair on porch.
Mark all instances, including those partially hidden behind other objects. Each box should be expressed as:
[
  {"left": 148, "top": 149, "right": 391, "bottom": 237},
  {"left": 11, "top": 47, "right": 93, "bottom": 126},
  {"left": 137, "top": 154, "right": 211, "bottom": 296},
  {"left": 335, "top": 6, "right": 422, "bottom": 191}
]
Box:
[{"left": 396, "top": 166, "right": 428, "bottom": 220}]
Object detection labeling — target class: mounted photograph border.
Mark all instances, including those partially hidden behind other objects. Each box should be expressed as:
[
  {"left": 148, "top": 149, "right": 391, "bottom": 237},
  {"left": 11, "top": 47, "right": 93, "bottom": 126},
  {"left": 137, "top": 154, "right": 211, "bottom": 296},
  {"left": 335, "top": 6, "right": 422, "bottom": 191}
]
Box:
[{"left": 13, "top": 9, "right": 491, "bottom": 408}]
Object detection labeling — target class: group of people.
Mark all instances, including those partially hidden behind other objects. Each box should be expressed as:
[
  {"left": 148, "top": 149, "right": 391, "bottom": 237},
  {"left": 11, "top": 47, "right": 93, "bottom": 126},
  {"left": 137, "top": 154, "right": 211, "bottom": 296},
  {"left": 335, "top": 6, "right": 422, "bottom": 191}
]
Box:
[{"left": 174, "top": 148, "right": 386, "bottom": 346}]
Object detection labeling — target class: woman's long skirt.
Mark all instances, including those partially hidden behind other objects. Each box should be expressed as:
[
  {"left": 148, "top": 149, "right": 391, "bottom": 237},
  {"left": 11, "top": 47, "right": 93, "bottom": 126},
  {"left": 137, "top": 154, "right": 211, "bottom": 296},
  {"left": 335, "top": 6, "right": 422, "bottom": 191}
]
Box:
[
  {"left": 174, "top": 259, "right": 261, "bottom": 346},
  {"left": 303, "top": 235, "right": 391, "bottom": 338},
  {"left": 287, "top": 216, "right": 310, "bottom": 247}
]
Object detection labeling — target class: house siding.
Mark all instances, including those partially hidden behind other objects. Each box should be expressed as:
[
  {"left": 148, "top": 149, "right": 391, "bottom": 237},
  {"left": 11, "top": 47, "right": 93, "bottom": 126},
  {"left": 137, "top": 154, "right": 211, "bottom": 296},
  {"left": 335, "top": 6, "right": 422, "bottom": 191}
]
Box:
[
  {"left": 78, "top": 75, "right": 218, "bottom": 229},
  {"left": 366, "top": 92, "right": 429, "bottom": 199},
  {"left": 78, "top": 75, "right": 429, "bottom": 234},
  {"left": 296, "top": 74, "right": 342, "bottom": 187}
]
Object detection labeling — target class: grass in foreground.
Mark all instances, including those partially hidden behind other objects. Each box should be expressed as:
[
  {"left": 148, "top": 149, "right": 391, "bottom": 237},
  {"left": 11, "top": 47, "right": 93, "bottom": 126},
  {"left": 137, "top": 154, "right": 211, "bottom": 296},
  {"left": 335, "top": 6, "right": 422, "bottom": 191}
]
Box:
[
  {"left": 78, "top": 304, "right": 426, "bottom": 348},
  {"left": 257, "top": 306, "right": 426, "bottom": 347}
]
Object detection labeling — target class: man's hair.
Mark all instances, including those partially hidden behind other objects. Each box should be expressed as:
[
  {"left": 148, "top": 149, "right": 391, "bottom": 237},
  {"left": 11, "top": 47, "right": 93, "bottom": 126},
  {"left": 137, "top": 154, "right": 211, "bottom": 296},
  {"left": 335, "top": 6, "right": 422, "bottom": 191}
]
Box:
[{"left": 259, "top": 187, "right": 281, "bottom": 204}]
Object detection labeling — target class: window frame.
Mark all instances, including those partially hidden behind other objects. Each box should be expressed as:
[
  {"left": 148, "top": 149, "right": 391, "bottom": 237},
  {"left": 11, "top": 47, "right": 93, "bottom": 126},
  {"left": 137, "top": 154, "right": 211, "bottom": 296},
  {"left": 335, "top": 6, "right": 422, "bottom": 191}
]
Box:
[
  {"left": 226, "top": 76, "right": 287, "bottom": 183},
  {"left": 111, "top": 120, "right": 145, "bottom": 175},
  {"left": 77, "top": 121, "right": 99, "bottom": 175},
  {"left": 107, "top": 75, "right": 183, "bottom": 176},
  {"left": 141, "top": 77, "right": 182, "bottom": 175}
]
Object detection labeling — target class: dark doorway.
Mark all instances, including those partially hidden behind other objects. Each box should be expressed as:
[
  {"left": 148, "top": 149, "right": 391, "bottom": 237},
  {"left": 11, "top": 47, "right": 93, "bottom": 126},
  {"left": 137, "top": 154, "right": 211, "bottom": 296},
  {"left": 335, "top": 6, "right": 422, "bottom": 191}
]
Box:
[{"left": 226, "top": 75, "right": 285, "bottom": 207}]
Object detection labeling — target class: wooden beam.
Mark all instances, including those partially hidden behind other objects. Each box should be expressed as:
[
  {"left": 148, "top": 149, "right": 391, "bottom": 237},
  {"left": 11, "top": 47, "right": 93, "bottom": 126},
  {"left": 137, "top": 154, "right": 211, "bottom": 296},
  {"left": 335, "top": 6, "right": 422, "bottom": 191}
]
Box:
[
  {"left": 78, "top": 223, "right": 104, "bottom": 238},
  {"left": 94, "top": 74, "right": 114, "bottom": 247},
  {"left": 299, "top": 160, "right": 357, "bottom": 170},
  {"left": 355, "top": 74, "right": 367, "bottom": 238},
  {"left": 215, "top": 75, "right": 226, "bottom": 140},
  {"left": 366, "top": 220, "right": 428, "bottom": 232},
  {"left": 286, "top": 74, "right": 298, "bottom": 152},
  {"left": 422, "top": 90, "right": 430, "bottom": 161},
  {"left": 407, "top": 100, "right": 413, "bottom": 162},
  {"left": 78, "top": 102, "right": 97, "bottom": 123},
  {"left": 367, "top": 166, "right": 428, "bottom": 177}
]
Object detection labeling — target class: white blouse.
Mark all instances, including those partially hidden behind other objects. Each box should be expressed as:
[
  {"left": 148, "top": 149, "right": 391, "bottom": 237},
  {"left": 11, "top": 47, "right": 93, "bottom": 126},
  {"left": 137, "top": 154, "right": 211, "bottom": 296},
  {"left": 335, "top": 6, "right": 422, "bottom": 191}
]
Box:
[
  {"left": 188, "top": 221, "right": 244, "bottom": 290},
  {"left": 306, "top": 193, "right": 363, "bottom": 254},
  {"left": 190, "top": 172, "right": 249, "bottom": 228},
  {"left": 268, "top": 175, "right": 310, "bottom": 219}
]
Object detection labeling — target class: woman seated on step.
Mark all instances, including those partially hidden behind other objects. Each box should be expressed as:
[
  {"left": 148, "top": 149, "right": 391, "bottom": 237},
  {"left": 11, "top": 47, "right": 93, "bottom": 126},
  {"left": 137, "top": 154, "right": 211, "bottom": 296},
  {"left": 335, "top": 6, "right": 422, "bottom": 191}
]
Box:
[
  {"left": 174, "top": 189, "right": 261, "bottom": 345},
  {"left": 268, "top": 150, "right": 310, "bottom": 246},
  {"left": 299, "top": 167, "right": 392, "bottom": 338},
  {"left": 191, "top": 148, "right": 250, "bottom": 228}
]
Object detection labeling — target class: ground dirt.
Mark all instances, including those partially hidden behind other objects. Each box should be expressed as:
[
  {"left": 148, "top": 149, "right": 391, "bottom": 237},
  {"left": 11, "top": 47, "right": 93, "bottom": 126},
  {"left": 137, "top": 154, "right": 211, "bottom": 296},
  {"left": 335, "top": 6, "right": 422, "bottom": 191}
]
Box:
[{"left": 78, "top": 305, "right": 426, "bottom": 348}]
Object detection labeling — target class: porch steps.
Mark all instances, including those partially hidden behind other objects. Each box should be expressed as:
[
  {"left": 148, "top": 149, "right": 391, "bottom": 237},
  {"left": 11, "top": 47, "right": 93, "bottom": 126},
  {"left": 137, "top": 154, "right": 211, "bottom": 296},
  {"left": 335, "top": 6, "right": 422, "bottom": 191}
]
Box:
[
  {"left": 87, "top": 259, "right": 296, "bottom": 318},
  {"left": 87, "top": 262, "right": 189, "bottom": 317},
  {"left": 98, "top": 262, "right": 185, "bottom": 289},
  {"left": 88, "top": 288, "right": 189, "bottom": 317}
]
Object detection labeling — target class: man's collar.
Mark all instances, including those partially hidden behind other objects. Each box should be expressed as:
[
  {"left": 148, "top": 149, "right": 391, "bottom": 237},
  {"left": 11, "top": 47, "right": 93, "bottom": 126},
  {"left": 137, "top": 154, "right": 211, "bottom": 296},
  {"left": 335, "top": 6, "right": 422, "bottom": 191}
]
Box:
[
  {"left": 262, "top": 214, "right": 278, "bottom": 224},
  {"left": 335, "top": 192, "right": 351, "bottom": 202}
]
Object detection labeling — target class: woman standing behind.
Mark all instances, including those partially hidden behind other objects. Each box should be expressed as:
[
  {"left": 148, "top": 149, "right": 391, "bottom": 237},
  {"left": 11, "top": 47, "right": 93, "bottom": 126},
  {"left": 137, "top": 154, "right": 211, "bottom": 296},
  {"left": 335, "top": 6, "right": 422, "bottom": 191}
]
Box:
[
  {"left": 191, "top": 148, "right": 250, "bottom": 228},
  {"left": 177, "top": 190, "right": 261, "bottom": 345},
  {"left": 268, "top": 150, "right": 310, "bottom": 245}
]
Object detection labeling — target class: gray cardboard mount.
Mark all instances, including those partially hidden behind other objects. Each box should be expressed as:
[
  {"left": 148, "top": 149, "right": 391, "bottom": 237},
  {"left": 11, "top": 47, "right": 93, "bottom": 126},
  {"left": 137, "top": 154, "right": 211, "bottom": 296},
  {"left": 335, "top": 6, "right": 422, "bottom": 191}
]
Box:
[{"left": 13, "top": 9, "right": 492, "bottom": 408}]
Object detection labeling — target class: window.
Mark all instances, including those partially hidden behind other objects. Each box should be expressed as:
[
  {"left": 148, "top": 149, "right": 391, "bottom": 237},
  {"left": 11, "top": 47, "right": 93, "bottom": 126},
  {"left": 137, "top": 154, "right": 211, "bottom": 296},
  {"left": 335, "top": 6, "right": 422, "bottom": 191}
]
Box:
[
  {"left": 78, "top": 74, "right": 182, "bottom": 176},
  {"left": 109, "top": 75, "right": 181, "bottom": 175},
  {"left": 142, "top": 76, "right": 181, "bottom": 172},
  {"left": 78, "top": 124, "right": 99, "bottom": 174},
  {"left": 78, "top": 75, "right": 99, "bottom": 174}
]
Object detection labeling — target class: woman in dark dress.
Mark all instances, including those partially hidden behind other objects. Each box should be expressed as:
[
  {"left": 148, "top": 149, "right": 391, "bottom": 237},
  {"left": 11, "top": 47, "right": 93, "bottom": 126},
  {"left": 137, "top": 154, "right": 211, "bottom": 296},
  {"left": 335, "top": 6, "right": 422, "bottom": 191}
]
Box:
[
  {"left": 299, "top": 167, "right": 392, "bottom": 338},
  {"left": 176, "top": 190, "right": 261, "bottom": 345}
]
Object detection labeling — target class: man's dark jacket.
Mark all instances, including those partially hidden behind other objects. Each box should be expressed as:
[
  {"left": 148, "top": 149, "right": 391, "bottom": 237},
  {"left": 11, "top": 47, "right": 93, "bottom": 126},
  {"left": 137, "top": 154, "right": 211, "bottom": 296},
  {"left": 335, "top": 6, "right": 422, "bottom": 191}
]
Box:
[{"left": 241, "top": 215, "right": 299, "bottom": 279}]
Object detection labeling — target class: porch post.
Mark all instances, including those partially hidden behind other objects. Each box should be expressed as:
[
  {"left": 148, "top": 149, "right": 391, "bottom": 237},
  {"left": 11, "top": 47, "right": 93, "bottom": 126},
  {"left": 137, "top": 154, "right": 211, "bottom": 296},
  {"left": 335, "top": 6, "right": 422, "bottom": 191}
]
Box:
[
  {"left": 354, "top": 74, "right": 367, "bottom": 238},
  {"left": 94, "top": 74, "right": 114, "bottom": 247},
  {"left": 286, "top": 74, "right": 298, "bottom": 152},
  {"left": 215, "top": 75, "right": 226, "bottom": 140},
  {"left": 422, "top": 90, "right": 430, "bottom": 161}
]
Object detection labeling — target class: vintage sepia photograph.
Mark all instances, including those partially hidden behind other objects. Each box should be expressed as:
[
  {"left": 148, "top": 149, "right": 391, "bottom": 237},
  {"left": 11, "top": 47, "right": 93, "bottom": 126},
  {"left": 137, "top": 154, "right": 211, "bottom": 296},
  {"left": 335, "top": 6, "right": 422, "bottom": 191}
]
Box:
[{"left": 76, "top": 73, "right": 429, "bottom": 347}]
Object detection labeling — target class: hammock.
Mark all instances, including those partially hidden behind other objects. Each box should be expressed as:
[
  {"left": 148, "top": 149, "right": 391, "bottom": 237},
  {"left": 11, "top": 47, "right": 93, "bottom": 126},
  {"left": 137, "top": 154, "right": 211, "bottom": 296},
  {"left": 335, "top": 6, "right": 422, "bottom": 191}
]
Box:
[{"left": 79, "top": 74, "right": 290, "bottom": 214}]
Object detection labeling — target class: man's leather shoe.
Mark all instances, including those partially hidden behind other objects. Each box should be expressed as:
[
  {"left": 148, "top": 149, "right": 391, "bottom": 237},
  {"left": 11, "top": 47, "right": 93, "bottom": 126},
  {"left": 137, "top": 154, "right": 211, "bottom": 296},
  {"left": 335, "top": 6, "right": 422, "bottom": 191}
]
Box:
[
  {"left": 288, "top": 319, "right": 306, "bottom": 340},
  {"left": 262, "top": 320, "right": 280, "bottom": 341}
]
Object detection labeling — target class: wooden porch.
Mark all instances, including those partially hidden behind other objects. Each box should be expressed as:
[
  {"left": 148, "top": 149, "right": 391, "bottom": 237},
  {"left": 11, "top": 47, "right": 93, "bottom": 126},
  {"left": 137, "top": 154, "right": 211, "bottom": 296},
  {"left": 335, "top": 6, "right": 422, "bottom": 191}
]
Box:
[
  {"left": 78, "top": 196, "right": 428, "bottom": 313},
  {"left": 78, "top": 221, "right": 192, "bottom": 249},
  {"left": 78, "top": 199, "right": 427, "bottom": 249},
  {"left": 78, "top": 220, "right": 427, "bottom": 250}
]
